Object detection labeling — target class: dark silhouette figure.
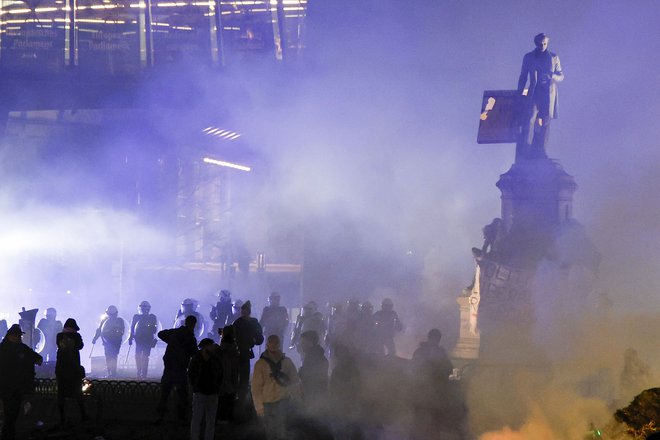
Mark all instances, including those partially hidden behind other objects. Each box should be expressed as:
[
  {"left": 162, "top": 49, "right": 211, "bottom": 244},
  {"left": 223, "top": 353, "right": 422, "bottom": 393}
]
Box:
[
  {"left": 329, "top": 344, "right": 362, "bottom": 437},
  {"left": 157, "top": 315, "right": 198, "bottom": 422},
  {"left": 128, "top": 300, "right": 158, "bottom": 379},
  {"left": 411, "top": 329, "right": 456, "bottom": 440},
  {"left": 298, "top": 330, "right": 328, "bottom": 412},
  {"left": 55, "top": 319, "right": 87, "bottom": 424},
  {"left": 233, "top": 300, "right": 264, "bottom": 408},
  {"left": 216, "top": 326, "right": 240, "bottom": 423},
  {"left": 0, "top": 324, "right": 43, "bottom": 440},
  {"left": 188, "top": 338, "right": 222, "bottom": 440},
  {"left": 210, "top": 290, "right": 234, "bottom": 341},
  {"left": 373, "top": 298, "right": 403, "bottom": 356},
  {"left": 92, "top": 305, "right": 125, "bottom": 378},
  {"left": 355, "top": 301, "right": 379, "bottom": 354},
  {"left": 260, "top": 292, "right": 289, "bottom": 344},
  {"left": 37, "top": 307, "right": 62, "bottom": 362},
  {"left": 517, "top": 32, "right": 564, "bottom": 157}
]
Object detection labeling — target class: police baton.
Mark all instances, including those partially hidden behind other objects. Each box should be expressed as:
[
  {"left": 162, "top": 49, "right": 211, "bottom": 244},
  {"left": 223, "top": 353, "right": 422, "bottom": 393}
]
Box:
[
  {"left": 88, "top": 342, "right": 96, "bottom": 359},
  {"left": 125, "top": 343, "right": 132, "bottom": 365}
]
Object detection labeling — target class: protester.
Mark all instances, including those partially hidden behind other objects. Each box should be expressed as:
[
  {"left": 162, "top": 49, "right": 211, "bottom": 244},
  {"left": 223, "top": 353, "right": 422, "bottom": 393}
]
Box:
[
  {"left": 252, "top": 334, "right": 299, "bottom": 440},
  {"left": 188, "top": 338, "right": 222, "bottom": 440},
  {"left": 233, "top": 300, "right": 264, "bottom": 408},
  {"left": 216, "top": 325, "right": 240, "bottom": 423},
  {"left": 329, "top": 344, "right": 362, "bottom": 439},
  {"left": 55, "top": 318, "right": 88, "bottom": 425},
  {"left": 0, "top": 324, "right": 43, "bottom": 440},
  {"left": 411, "top": 329, "right": 456, "bottom": 440},
  {"left": 156, "top": 315, "right": 198, "bottom": 423},
  {"left": 298, "top": 330, "right": 328, "bottom": 412}
]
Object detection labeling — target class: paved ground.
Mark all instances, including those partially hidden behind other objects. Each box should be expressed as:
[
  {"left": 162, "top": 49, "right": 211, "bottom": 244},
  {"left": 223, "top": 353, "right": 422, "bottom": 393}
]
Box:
[{"left": 6, "top": 394, "right": 268, "bottom": 440}]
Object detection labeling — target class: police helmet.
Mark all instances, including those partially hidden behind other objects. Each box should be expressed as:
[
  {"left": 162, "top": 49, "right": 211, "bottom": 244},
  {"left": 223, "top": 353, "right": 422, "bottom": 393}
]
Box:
[{"left": 139, "top": 301, "right": 151, "bottom": 312}]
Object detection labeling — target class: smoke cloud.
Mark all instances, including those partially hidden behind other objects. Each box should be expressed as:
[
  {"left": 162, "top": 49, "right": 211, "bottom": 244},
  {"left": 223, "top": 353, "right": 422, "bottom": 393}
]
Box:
[{"left": 0, "top": 0, "right": 658, "bottom": 436}]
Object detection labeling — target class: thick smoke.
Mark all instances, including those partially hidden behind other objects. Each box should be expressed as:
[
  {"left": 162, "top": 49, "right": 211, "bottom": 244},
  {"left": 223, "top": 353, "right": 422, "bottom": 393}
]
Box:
[{"left": 0, "top": 0, "right": 658, "bottom": 437}]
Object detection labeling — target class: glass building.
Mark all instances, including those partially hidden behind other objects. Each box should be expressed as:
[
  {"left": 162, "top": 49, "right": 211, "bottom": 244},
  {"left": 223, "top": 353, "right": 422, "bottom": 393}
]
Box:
[{"left": 0, "top": 0, "right": 307, "bottom": 75}]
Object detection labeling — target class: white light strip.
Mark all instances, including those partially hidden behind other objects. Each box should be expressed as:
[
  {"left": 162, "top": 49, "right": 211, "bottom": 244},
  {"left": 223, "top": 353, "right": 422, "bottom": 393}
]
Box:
[{"left": 203, "top": 157, "right": 251, "bottom": 172}]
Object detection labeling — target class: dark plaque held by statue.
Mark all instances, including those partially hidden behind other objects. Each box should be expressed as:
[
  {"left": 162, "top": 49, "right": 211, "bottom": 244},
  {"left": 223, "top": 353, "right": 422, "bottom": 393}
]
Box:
[{"left": 477, "top": 90, "right": 519, "bottom": 144}]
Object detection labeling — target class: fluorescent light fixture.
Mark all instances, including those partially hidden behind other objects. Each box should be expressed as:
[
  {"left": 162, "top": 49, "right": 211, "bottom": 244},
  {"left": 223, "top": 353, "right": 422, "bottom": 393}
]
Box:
[
  {"left": 202, "top": 126, "right": 242, "bottom": 140},
  {"left": 203, "top": 157, "right": 251, "bottom": 172}
]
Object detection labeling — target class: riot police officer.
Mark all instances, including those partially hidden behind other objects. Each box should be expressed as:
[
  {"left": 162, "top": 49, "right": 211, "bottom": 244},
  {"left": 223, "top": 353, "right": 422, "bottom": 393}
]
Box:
[
  {"left": 210, "top": 290, "right": 233, "bottom": 341},
  {"left": 325, "top": 302, "right": 346, "bottom": 353},
  {"left": 92, "top": 305, "right": 125, "bottom": 378},
  {"left": 173, "top": 298, "right": 205, "bottom": 339},
  {"left": 373, "top": 298, "right": 403, "bottom": 356},
  {"left": 290, "top": 301, "right": 326, "bottom": 354},
  {"left": 128, "top": 301, "right": 158, "bottom": 379},
  {"left": 355, "top": 301, "right": 379, "bottom": 354},
  {"left": 37, "top": 307, "right": 63, "bottom": 362},
  {"left": 231, "top": 300, "right": 243, "bottom": 323},
  {"left": 259, "top": 292, "right": 289, "bottom": 344}
]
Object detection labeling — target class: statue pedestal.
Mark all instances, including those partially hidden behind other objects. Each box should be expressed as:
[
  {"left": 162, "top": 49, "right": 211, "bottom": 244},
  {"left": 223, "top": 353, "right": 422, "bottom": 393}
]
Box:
[
  {"left": 497, "top": 157, "right": 577, "bottom": 235},
  {"left": 452, "top": 295, "right": 480, "bottom": 361},
  {"left": 459, "top": 156, "right": 598, "bottom": 362}
]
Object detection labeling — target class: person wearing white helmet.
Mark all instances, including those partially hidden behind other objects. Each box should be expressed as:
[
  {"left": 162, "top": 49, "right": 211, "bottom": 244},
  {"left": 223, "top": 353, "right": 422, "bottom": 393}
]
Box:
[
  {"left": 37, "top": 307, "right": 63, "bottom": 362},
  {"left": 210, "top": 290, "right": 233, "bottom": 341},
  {"left": 230, "top": 300, "right": 243, "bottom": 323},
  {"left": 291, "top": 302, "right": 326, "bottom": 355},
  {"left": 128, "top": 301, "right": 158, "bottom": 379},
  {"left": 173, "top": 298, "right": 205, "bottom": 339},
  {"left": 259, "top": 292, "right": 289, "bottom": 345},
  {"left": 92, "top": 305, "right": 125, "bottom": 378}
]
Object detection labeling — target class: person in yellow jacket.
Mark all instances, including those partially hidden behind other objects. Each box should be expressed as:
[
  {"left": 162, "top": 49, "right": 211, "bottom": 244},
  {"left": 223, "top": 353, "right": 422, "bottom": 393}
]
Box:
[{"left": 252, "top": 334, "right": 299, "bottom": 439}]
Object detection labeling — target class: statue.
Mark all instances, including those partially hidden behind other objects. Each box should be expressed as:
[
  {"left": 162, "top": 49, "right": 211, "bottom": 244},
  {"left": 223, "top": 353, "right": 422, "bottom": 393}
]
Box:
[{"left": 517, "top": 33, "right": 564, "bottom": 158}]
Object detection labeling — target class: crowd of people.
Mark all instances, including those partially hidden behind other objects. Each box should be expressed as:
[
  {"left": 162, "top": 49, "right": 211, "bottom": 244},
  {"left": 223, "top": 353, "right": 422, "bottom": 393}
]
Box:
[{"left": 0, "top": 292, "right": 461, "bottom": 440}]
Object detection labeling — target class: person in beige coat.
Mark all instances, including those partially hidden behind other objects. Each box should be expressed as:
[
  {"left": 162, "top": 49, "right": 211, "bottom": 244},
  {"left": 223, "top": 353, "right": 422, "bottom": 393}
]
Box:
[{"left": 252, "top": 334, "right": 299, "bottom": 439}]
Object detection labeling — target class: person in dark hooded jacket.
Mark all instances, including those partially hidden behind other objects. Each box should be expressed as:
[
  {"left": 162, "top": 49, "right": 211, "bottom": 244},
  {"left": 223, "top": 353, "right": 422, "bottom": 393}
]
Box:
[
  {"left": 156, "top": 315, "right": 198, "bottom": 422},
  {"left": 188, "top": 338, "right": 222, "bottom": 440},
  {"left": 0, "top": 324, "right": 43, "bottom": 440},
  {"left": 411, "top": 329, "right": 456, "bottom": 440},
  {"left": 55, "top": 318, "right": 87, "bottom": 424},
  {"left": 216, "top": 325, "right": 240, "bottom": 422},
  {"left": 298, "top": 330, "right": 328, "bottom": 411},
  {"left": 232, "top": 300, "right": 263, "bottom": 402}
]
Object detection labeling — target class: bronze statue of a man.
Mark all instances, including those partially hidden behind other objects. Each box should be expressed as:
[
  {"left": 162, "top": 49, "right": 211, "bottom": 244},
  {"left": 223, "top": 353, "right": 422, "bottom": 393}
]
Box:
[{"left": 517, "top": 33, "right": 564, "bottom": 157}]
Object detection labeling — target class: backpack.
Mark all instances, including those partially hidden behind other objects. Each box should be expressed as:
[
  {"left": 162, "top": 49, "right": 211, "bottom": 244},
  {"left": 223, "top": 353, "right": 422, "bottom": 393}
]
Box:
[{"left": 260, "top": 353, "right": 291, "bottom": 387}]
